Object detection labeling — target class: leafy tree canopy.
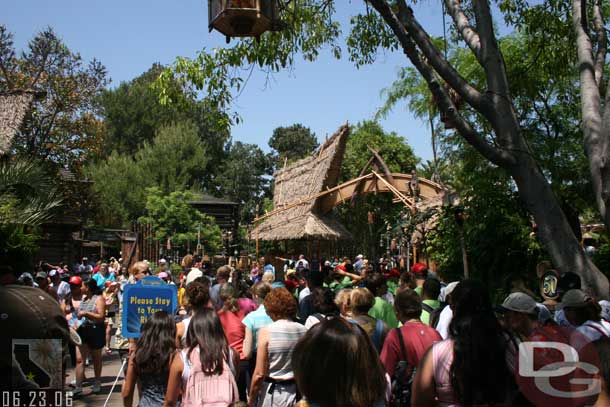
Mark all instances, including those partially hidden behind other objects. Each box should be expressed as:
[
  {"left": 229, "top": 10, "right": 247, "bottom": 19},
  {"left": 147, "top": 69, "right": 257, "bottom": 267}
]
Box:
[
  {"left": 138, "top": 187, "right": 222, "bottom": 253},
  {"left": 86, "top": 121, "right": 208, "bottom": 227},
  {"left": 0, "top": 25, "right": 108, "bottom": 165},
  {"left": 215, "top": 141, "right": 273, "bottom": 222},
  {"left": 268, "top": 123, "right": 319, "bottom": 169},
  {"left": 99, "top": 63, "right": 230, "bottom": 162}
]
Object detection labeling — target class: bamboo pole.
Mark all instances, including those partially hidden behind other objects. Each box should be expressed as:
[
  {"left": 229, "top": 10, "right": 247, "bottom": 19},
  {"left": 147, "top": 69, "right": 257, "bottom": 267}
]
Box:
[{"left": 371, "top": 171, "right": 414, "bottom": 208}]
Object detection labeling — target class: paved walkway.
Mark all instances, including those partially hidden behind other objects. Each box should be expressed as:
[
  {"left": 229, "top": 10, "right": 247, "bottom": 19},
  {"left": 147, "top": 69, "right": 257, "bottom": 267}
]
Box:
[{"left": 66, "top": 351, "right": 136, "bottom": 407}]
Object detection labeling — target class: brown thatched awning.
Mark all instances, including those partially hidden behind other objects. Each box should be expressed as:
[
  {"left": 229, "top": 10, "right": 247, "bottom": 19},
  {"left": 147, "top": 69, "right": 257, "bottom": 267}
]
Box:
[
  {"left": 256, "top": 212, "right": 352, "bottom": 241},
  {"left": 253, "top": 123, "right": 352, "bottom": 241},
  {"left": 0, "top": 90, "right": 39, "bottom": 154}
]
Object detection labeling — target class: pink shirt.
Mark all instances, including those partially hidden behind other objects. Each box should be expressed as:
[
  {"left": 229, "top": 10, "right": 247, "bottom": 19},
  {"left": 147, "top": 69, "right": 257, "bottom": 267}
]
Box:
[{"left": 237, "top": 298, "right": 257, "bottom": 315}]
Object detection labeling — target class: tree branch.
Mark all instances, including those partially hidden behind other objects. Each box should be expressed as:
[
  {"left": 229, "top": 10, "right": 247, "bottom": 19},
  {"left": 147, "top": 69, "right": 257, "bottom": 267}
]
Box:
[
  {"left": 443, "top": 0, "right": 482, "bottom": 62},
  {"left": 573, "top": 0, "right": 602, "bottom": 147},
  {"left": 368, "top": 0, "right": 484, "bottom": 110},
  {"left": 593, "top": 0, "right": 606, "bottom": 87},
  {"left": 471, "top": 0, "right": 510, "bottom": 96},
  {"left": 367, "top": 0, "right": 513, "bottom": 167}
]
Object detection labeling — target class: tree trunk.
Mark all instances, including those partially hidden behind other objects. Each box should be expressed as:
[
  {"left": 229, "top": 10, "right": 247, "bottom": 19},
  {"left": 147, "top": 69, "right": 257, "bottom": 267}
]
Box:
[
  {"left": 509, "top": 145, "right": 608, "bottom": 298},
  {"left": 493, "top": 98, "right": 609, "bottom": 299},
  {"left": 573, "top": 0, "right": 610, "bottom": 233}
]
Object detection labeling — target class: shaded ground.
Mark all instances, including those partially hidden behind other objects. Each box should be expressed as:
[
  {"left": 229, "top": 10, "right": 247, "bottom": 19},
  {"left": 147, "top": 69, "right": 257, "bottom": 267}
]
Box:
[{"left": 66, "top": 351, "right": 136, "bottom": 407}]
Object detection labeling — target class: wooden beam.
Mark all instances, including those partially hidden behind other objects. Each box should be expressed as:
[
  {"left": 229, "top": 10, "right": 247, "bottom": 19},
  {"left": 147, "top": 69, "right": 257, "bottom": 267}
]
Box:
[
  {"left": 254, "top": 173, "right": 375, "bottom": 223},
  {"left": 367, "top": 146, "right": 396, "bottom": 186},
  {"left": 372, "top": 171, "right": 413, "bottom": 208}
]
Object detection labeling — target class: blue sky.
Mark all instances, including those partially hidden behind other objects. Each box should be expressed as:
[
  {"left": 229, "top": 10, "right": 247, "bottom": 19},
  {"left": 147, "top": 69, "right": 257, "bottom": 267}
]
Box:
[{"left": 4, "top": 0, "right": 455, "bottom": 161}]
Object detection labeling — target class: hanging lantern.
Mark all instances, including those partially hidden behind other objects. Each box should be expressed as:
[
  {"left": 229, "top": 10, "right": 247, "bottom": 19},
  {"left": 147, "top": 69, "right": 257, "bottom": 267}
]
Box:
[{"left": 208, "top": 0, "right": 282, "bottom": 42}]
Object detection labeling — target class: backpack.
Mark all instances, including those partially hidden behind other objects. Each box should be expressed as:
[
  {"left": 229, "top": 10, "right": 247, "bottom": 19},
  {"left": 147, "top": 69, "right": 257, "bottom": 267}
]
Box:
[
  {"left": 371, "top": 319, "right": 384, "bottom": 352},
  {"left": 428, "top": 302, "right": 447, "bottom": 329},
  {"left": 390, "top": 328, "right": 416, "bottom": 407},
  {"left": 182, "top": 347, "right": 238, "bottom": 407}
]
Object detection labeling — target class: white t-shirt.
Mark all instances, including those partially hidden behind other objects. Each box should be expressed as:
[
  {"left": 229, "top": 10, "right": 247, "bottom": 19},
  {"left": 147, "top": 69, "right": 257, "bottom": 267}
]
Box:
[
  {"left": 435, "top": 306, "right": 453, "bottom": 340},
  {"left": 299, "top": 287, "right": 310, "bottom": 304}
]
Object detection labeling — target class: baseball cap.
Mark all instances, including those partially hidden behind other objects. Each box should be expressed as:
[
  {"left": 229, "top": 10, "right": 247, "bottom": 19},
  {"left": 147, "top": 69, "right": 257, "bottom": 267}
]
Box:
[
  {"left": 411, "top": 262, "right": 428, "bottom": 276},
  {"left": 0, "top": 285, "right": 71, "bottom": 388},
  {"left": 356, "top": 254, "right": 364, "bottom": 260},
  {"left": 158, "top": 271, "right": 169, "bottom": 280},
  {"left": 35, "top": 271, "right": 48, "bottom": 280},
  {"left": 286, "top": 269, "right": 297, "bottom": 277},
  {"left": 384, "top": 268, "right": 401, "bottom": 278},
  {"left": 48, "top": 269, "right": 58, "bottom": 277},
  {"left": 500, "top": 292, "right": 538, "bottom": 315},
  {"left": 185, "top": 268, "right": 203, "bottom": 286},
  {"left": 68, "top": 275, "right": 82, "bottom": 286},
  {"left": 159, "top": 258, "right": 167, "bottom": 264},
  {"left": 559, "top": 289, "right": 591, "bottom": 309}
]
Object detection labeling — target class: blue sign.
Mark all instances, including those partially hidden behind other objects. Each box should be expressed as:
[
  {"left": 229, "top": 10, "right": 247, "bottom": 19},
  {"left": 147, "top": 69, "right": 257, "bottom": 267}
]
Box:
[{"left": 121, "top": 276, "right": 178, "bottom": 338}]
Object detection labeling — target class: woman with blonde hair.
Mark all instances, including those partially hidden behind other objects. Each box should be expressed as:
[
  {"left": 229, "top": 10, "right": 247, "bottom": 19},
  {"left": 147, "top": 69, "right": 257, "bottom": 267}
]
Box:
[
  {"left": 349, "top": 287, "right": 388, "bottom": 352},
  {"left": 335, "top": 288, "right": 352, "bottom": 318}
]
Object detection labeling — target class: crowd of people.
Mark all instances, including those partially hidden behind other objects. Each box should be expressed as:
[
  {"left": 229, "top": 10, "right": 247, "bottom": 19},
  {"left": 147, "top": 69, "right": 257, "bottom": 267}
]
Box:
[{"left": 6, "top": 253, "right": 610, "bottom": 407}]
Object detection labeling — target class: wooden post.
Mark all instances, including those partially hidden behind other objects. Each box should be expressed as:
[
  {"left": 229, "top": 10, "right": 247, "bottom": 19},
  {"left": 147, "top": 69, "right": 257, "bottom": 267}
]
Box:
[
  {"left": 256, "top": 227, "right": 260, "bottom": 259},
  {"left": 459, "top": 226, "right": 469, "bottom": 279}
]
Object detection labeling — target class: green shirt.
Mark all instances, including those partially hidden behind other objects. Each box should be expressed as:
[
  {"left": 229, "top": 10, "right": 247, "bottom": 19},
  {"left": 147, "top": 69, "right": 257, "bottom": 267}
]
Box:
[
  {"left": 387, "top": 281, "right": 398, "bottom": 296},
  {"left": 414, "top": 285, "right": 423, "bottom": 296},
  {"left": 420, "top": 299, "right": 441, "bottom": 325},
  {"left": 329, "top": 276, "right": 353, "bottom": 292},
  {"left": 368, "top": 297, "right": 399, "bottom": 328}
]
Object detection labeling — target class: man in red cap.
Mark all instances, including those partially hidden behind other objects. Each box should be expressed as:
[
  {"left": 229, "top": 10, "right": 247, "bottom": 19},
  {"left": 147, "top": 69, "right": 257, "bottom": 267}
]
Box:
[{"left": 411, "top": 262, "right": 428, "bottom": 296}]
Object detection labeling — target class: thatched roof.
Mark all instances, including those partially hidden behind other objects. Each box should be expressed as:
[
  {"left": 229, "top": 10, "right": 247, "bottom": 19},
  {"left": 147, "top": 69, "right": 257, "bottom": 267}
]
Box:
[
  {"left": 254, "top": 124, "right": 353, "bottom": 241},
  {"left": 0, "top": 90, "right": 39, "bottom": 154}
]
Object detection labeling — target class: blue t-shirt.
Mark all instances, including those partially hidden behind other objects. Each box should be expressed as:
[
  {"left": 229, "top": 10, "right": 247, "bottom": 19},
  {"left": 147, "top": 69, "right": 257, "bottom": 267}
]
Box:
[
  {"left": 242, "top": 304, "right": 273, "bottom": 351},
  {"left": 92, "top": 272, "right": 115, "bottom": 289}
]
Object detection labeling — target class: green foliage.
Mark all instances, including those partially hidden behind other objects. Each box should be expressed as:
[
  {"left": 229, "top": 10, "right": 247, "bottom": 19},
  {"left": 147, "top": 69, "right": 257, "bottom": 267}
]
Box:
[
  {"left": 86, "top": 151, "right": 147, "bottom": 226},
  {"left": 341, "top": 121, "right": 418, "bottom": 180},
  {"left": 0, "top": 157, "right": 63, "bottom": 225},
  {"left": 136, "top": 121, "right": 208, "bottom": 194},
  {"left": 0, "top": 224, "right": 40, "bottom": 273},
  {"left": 0, "top": 25, "right": 108, "bottom": 164},
  {"left": 215, "top": 141, "right": 273, "bottom": 222},
  {"left": 99, "top": 64, "right": 230, "bottom": 163},
  {"left": 336, "top": 121, "right": 418, "bottom": 257},
  {"left": 138, "top": 187, "right": 222, "bottom": 254},
  {"left": 268, "top": 123, "right": 319, "bottom": 168},
  {"left": 0, "top": 157, "right": 62, "bottom": 273},
  {"left": 86, "top": 121, "right": 208, "bottom": 226},
  {"left": 154, "top": 1, "right": 342, "bottom": 124}
]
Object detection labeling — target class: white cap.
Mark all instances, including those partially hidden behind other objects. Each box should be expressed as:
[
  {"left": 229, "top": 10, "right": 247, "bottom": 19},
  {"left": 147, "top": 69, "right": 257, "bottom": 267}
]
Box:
[
  {"left": 356, "top": 254, "right": 364, "bottom": 260},
  {"left": 185, "top": 268, "right": 203, "bottom": 285},
  {"left": 159, "top": 258, "right": 167, "bottom": 264}
]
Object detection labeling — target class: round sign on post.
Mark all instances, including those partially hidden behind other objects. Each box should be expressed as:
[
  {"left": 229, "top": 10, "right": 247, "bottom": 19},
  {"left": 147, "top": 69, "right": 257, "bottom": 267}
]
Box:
[
  {"left": 540, "top": 270, "right": 560, "bottom": 301},
  {"left": 121, "top": 276, "right": 178, "bottom": 338}
]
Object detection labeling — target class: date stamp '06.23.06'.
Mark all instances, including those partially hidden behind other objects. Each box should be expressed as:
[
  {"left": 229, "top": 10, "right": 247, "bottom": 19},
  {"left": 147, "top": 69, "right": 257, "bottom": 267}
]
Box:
[{"left": 2, "top": 390, "right": 73, "bottom": 407}]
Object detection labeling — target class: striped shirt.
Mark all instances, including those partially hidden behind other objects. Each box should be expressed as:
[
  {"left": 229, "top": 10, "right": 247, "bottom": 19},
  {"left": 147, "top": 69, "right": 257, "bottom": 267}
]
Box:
[
  {"left": 266, "top": 319, "right": 306, "bottom": 380},
  {"left": 241, "top": 304, "right": 273, "bottom": 350}
]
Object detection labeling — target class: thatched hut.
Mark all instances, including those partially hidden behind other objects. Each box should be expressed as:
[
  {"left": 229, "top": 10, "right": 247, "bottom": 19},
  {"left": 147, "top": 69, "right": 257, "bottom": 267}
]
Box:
[
  {"left": 253, "top": 124, "right": 352, "bottom": 242},
  {"left": 0, "top": 90, "right": 39, "bottom": 154}
]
